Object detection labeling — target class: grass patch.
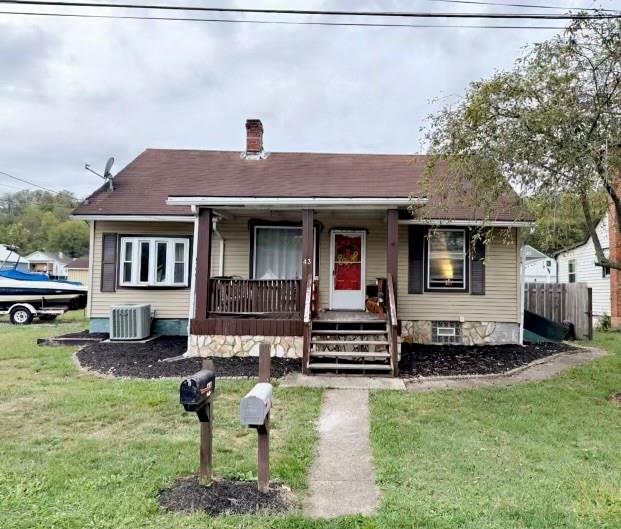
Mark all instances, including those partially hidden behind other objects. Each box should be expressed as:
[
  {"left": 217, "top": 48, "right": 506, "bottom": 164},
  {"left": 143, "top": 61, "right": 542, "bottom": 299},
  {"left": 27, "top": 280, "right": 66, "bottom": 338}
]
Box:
[
  {"left": 0, "top": 318, "right": 324, "bottom": 528},
  {"left": 370, "top": 333, "right": 621, "bottom": 529}
]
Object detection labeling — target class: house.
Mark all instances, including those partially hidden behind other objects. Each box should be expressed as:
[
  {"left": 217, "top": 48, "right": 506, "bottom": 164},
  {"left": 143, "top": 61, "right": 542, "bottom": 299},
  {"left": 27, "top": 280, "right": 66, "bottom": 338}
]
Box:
[
  {"left": 25, "top": 251, "right": 70, "bottom": 279},
  {"left": 523, "top": 245, "right": 556, "bottom": 283},
  {"left": 555, "top": 213, "right": 610, "bottom": 324},
  {"left": 0, "top": 244, "right": 29, "bottom": 272},
  {"left": 66, "top": 257, "right": 89, "bottom": 285},
  {"left": 73, "top": 119, "right": 532, "bottom": 374}
]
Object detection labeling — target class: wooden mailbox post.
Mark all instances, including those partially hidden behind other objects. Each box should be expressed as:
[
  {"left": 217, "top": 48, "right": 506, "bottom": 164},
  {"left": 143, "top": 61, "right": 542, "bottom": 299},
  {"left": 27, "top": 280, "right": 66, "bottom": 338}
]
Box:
[{"left": 240, "top": 343, "right": 272, "bottom": 492}]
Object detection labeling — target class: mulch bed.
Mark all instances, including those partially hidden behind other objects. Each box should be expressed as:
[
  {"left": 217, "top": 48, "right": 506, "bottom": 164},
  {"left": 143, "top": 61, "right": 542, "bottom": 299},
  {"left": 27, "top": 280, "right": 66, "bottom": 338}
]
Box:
[
  {"left": 157, "top": 477, "right": 295, "bottom": 516},
  {"left": 76, "top": 336, "right": 301, "bottom": 379},
  {"left": 399, "top": 341, "right": 577, "bottom": 377}
]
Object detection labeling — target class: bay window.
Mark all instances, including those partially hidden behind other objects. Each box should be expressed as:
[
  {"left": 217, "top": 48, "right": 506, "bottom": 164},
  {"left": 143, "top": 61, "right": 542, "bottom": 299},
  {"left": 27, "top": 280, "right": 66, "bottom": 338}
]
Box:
[
  {"left": 119, "top": 237, "right": 189, "bottom": 287},
  {"left": 426, "top": 228, "right": 467, "bottom": 290}
]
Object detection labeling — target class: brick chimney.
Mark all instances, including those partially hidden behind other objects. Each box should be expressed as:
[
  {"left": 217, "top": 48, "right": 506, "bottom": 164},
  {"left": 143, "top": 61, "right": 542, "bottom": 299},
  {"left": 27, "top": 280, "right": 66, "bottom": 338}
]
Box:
[{"left": 245, "top": 119, "right": 264, "bottom": 155}]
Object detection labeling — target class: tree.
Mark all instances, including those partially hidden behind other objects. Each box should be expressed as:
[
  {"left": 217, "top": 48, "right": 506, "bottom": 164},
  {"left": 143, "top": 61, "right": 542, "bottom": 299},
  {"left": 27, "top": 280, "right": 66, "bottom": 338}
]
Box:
[
  {"left": 425, "top": 15, "right": 621, "bottom": 268},
  {"left": 47, "top": 221, "right": 89, "bottom": 258},
  {"left": 0, "top": 190, "right": 87, "bottom": 255}
]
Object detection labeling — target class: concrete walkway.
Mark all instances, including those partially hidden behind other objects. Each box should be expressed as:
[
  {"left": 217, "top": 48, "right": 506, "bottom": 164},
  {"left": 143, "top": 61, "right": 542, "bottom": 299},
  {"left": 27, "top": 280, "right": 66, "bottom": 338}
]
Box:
[{"left": 307, "top": 389, "right": 379, "bottom": 518}]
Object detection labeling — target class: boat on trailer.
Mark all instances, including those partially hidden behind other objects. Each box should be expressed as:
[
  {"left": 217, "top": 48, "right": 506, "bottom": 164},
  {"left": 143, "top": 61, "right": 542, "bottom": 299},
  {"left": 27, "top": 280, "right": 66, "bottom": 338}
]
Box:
[{"left": 0, "top": 246, "right": 87, "bottom": 324}]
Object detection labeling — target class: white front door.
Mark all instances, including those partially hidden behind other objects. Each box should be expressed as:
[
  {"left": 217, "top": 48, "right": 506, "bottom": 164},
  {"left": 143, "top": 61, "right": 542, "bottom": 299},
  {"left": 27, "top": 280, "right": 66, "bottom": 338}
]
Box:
[{"left": 329, "top": 230, "right": 366, "bottom": 310}]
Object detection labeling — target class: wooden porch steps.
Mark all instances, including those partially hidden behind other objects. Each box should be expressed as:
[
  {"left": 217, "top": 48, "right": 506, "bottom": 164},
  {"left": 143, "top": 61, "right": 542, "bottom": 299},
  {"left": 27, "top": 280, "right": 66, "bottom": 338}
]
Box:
[
  {"left": 308, "top": 363, "right": 392, "bottom": 372},
  {"left": 308, "top": 314, "right": 394, "bottom": 375}
]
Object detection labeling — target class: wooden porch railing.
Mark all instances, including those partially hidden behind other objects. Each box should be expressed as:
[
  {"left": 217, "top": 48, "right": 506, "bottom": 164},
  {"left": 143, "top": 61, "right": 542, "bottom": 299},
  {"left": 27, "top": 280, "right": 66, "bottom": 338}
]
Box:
[
  {"left": 208, "top": 278, "right": 301, "bottom": 314},
  {"left": 386, "top": 274, "right": 399, "bottom": 377}
]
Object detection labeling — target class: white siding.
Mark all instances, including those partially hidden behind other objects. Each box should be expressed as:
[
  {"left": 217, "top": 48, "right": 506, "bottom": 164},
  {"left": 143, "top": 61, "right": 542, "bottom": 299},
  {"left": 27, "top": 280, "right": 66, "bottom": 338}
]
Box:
[
  {"left": 556, "top": 214, "right": 610, "bottom": 318},
  {"left": 524, "top": 257, "right": 556, "bottom": 283}
]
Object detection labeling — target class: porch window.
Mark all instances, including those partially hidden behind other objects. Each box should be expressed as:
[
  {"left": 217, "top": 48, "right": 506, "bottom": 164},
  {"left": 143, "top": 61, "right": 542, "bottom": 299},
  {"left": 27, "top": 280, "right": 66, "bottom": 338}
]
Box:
[
  {"left": 426, "top": 228, "right": 467, "bottom": 290},
  {"left": 119, "top": 237, "right": 189, "bottom": 287},
  {"left": 253, "top": 226, "right": 302, "bottom": 280}
]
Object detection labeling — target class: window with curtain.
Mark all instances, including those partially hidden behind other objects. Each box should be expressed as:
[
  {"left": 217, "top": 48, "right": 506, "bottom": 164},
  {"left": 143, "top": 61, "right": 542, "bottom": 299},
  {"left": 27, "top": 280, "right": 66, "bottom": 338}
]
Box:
[{"left": 254, "top": 227, "right": 303, "bottom": 279}]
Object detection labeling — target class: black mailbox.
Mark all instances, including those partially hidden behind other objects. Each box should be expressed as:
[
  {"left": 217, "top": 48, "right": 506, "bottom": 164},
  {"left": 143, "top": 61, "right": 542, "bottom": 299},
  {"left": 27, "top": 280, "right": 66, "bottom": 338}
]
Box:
[{"left": 180, "top": 370, "right": 216, "bottom": 421}]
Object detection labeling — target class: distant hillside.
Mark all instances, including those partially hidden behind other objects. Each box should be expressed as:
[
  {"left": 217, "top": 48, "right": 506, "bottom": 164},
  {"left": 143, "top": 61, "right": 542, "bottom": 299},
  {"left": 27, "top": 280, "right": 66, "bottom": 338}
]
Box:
[{"left": 0, "top": 190, "right": 88, "bottom": 257}]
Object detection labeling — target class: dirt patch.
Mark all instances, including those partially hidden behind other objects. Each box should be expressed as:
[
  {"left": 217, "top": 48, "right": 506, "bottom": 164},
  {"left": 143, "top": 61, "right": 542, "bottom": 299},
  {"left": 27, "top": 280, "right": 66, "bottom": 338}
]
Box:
[
  {"left": 399, "top": 342, "right": 577, "bottom": 377},
  {"left": 76, "top": 337, "right": 301, "bottom": 379},
  {"left": 157, "top": 476, "right": 295, "bottom": 516},
  {"left": 610, "top": 392, "right": 621, "bottom": 407}
]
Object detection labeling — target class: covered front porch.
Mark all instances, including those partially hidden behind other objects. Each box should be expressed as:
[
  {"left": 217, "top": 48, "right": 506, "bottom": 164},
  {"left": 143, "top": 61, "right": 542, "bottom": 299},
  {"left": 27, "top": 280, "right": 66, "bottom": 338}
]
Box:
[{"left": 187, "top": 206, "right": 400, "bottom": 375}]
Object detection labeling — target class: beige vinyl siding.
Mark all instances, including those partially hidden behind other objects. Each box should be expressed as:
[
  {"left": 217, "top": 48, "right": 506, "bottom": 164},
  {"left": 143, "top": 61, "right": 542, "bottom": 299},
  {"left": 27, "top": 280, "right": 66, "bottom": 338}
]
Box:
[
  {"left": 67, "top": 269, "right": 89, "bottom": 285},
  {"left": 90, "top": 221, "right": 194, "bottom": 319},
  {"left": 198, "top": 215, "right": 520, "bottom": 323},
  {"left": 397, "top": 228, "right": 520, "bottom": 323}
]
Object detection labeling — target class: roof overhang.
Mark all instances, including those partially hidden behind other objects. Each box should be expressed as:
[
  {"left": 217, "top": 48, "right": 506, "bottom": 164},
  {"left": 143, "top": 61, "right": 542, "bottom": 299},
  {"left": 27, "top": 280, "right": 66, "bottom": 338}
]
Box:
[
  {"left": 71, "top": 214, "right": 195, "bottom": 222},
  {"left": 398, "top": 219, "right": 534, "bottom": 228},
  {"left": 166, "top": 196, "right": 425, "bottom": 209}
]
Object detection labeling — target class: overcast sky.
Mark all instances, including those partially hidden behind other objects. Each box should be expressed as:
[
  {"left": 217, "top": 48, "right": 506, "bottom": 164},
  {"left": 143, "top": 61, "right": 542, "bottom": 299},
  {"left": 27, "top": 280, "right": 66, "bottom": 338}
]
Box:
[{"left": 0, "top": 0, "right": 613, "bottom": 198}]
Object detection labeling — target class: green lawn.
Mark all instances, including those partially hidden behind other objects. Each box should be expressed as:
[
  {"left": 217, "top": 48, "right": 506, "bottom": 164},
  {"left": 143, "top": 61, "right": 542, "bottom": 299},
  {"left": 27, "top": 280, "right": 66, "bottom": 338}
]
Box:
[
  {"left": 1, "top": 318, "right": 620, "bottom": 528},
  {"left": 371, "top": 333, "right": 621, "bottom": 529},
  {"left": 0, "top": 317, "right": 324, "bottom": 529}
]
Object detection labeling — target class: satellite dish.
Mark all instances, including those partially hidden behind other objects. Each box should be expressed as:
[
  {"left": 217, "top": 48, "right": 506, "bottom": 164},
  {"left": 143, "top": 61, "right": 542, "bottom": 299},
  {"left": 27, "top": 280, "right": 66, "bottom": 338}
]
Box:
[{"left": 104, "top": 157, "right": 115, "bottom": 178}]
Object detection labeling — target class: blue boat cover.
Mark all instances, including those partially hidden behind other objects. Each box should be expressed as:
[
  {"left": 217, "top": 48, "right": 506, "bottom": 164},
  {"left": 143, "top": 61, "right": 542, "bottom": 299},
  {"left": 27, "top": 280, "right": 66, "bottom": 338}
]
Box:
[{"left": 0, "top": 269, "right": 50, "bottom": 282}]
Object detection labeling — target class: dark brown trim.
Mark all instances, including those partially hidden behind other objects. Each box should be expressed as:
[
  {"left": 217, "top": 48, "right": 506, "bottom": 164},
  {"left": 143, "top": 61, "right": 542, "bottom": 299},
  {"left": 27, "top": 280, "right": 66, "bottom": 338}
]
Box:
[
  {"left": 195, "top": 209, "right": 213, "bottom": 320},
  {"left": 191, "top": 318, "right": 303, "bottom": 336},
  {"left": 387, "top": 209, "right": 399, "bottom": 309},
  {"left": 100, "top": 233, "right": 117, "bottom": 293}
]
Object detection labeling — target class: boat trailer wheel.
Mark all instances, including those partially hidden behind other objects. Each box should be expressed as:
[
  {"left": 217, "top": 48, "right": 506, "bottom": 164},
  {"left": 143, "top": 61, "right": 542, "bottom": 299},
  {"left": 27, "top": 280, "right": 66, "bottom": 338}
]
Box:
[{"left": 10, "top": 307, "right": 34, "bottom": 325}]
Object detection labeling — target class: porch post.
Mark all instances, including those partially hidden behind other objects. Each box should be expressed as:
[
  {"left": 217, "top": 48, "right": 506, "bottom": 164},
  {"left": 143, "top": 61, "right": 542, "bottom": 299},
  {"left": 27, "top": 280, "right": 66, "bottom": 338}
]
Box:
[
  {"left": 387, "top": 209, "right": 399, "bottom": 307},
  {"left": 194, "top": 208, "right": 213, "bottom": 320},
  {"left": 301, "top": 209, "right": 314, "bottom": 373},
  {"left": 301, "top": 209, "right": 314, "bottom": 306}
]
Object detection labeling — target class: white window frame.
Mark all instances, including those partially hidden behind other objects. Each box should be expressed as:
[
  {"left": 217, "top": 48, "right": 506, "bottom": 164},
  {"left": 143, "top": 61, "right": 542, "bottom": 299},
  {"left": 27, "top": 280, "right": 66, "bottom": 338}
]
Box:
[
  {"left": 252, "top": 225, "right": 317, "bottom": 280},
  {"left": 119, "top": 237, "right": 190, "bottom": 287},
  {"left": 426, "top": 228, "right": 467, "bottom": 291},
  {"left": 568, "top": 259, "right": 577, "bottom": 283}
]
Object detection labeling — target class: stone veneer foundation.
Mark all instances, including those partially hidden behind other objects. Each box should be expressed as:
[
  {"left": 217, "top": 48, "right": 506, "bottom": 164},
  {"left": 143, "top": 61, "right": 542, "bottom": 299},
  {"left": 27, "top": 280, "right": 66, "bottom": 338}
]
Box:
[
  {"left": 401, "top": 320, "right": 520, "bottom": 346},
  {"left": 188, "top": 334, "right": 303, "bottom": 358}
]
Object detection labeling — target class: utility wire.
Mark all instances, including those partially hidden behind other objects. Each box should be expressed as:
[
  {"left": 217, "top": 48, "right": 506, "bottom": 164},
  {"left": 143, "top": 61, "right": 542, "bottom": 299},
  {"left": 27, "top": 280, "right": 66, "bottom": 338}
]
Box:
[
  {"left": 0, "top": 1, "right": 619, "bottom": 20},
  {"left": 0, "top": 10, "right": 568, "bottom": 29},
  {"left": 423, "top": 0, "right": 619, "bottom": 12},
  {"left": 0, "top": 170, "right": 59, "bottom": 194}
]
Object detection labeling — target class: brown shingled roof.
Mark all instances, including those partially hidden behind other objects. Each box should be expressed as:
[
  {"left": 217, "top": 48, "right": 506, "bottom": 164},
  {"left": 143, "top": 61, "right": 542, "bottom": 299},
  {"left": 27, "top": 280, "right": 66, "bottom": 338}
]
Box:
[{"left": 73, "top": 149, "right": 531, "bottom": 222}]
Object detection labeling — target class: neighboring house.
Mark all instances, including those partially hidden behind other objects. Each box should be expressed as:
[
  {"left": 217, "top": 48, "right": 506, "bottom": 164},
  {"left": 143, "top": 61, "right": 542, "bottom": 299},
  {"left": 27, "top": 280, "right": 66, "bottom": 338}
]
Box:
[
  {"left": 0, "top": 244, "right": 29, "bottom": 272},
  {"left": 555, "top": 213, "right": 610, "bottom": 324},
  {"left": 73, "top": 119, "right": 532, "bottom": 373},
  {"left": 523, "top": 245, "right": 556, "bottom": 283},
  {"left": 66, "top": 257, "right": 89, "bottom": 285},
  {"left": 25, "top": 251, "right": 70, "bottom": 279}
]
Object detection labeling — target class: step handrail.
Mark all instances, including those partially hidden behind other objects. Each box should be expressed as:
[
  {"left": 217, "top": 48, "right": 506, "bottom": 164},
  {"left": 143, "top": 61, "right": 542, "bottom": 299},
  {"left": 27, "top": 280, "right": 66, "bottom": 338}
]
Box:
[
  {"left": 386, "top": 274, "right": 399, "bottom": 376},
  {"left": 302, "top": 275, "right": 313, "bottom": 372}
]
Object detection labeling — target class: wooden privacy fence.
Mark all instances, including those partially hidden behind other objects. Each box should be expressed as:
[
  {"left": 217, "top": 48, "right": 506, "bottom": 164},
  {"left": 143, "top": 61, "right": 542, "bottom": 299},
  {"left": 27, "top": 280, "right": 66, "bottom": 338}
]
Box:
[{"left": 524, "top": 282, "right": 592, "bottom": 339}]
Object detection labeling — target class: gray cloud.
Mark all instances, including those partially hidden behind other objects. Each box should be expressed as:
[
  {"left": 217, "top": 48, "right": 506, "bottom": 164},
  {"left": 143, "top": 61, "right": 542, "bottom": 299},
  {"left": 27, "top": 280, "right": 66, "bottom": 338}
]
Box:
[{"left": 0, "top": 0, "right": 602, "bottom": 197}]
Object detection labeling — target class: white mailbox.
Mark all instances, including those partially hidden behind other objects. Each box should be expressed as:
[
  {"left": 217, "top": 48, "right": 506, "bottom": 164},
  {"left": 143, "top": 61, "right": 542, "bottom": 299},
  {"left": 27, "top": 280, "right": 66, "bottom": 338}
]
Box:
[{"left": 240, "top": 383, "right": 273, "bottom": 426}]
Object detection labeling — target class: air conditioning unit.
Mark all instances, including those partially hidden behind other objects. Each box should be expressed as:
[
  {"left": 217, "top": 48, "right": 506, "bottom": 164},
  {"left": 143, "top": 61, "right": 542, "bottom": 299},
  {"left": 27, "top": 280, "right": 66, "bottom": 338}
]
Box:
[{"left": 109, "top": 304, "right": 152, "bottom": 340}]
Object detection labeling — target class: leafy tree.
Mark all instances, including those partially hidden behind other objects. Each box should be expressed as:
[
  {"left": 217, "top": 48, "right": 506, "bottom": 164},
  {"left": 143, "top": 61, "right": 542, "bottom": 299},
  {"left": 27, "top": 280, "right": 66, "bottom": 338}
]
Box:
[
  {"left": 0, "top": 190, "right": 88, "bottom": 256},
  {"left": 525, "top": 191, "right": 607, "bottom": 255},
  {"left": 425, "top": 15, "right": 621, "bottom": 268},
  {"left": 47, "top": 221, "right": 89, "bottom": 258}
]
